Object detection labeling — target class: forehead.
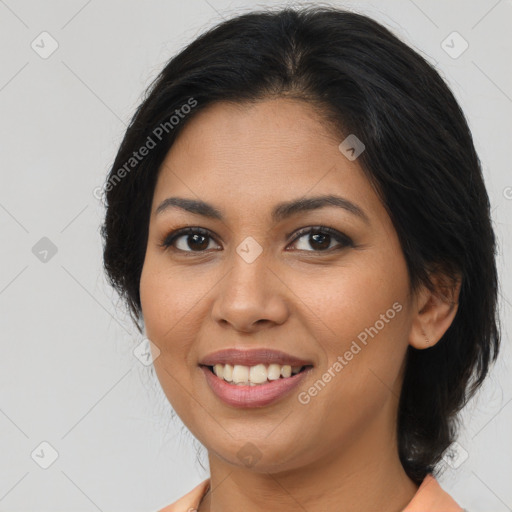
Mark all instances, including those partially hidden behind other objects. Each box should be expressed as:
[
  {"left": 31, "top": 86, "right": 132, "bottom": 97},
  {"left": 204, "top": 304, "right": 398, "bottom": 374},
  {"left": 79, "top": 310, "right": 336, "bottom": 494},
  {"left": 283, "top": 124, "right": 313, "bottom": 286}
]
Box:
[{"left": 151, "top": 98, "right": 383, "bottom": 223}]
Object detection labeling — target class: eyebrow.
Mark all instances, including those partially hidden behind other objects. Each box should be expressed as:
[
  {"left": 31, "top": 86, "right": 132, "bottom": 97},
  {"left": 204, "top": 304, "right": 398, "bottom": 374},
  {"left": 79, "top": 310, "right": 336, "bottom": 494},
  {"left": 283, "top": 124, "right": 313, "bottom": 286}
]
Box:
[{"left": 155, "top": 194, "right": 370, "bottom": 224}]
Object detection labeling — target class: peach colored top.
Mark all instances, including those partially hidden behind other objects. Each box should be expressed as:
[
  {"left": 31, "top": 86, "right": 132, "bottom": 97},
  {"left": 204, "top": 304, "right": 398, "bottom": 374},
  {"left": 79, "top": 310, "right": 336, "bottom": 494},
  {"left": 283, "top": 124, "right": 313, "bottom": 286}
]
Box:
[{"left": 156, "top": 473, "right": 463, "bottom": 511}]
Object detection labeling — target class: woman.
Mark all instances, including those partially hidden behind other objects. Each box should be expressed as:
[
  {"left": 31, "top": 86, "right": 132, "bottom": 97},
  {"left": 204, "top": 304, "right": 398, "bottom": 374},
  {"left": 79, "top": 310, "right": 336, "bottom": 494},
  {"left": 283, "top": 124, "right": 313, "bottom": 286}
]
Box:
[{"left": 101, "top": 6, "right": 500, "bottom": 511}]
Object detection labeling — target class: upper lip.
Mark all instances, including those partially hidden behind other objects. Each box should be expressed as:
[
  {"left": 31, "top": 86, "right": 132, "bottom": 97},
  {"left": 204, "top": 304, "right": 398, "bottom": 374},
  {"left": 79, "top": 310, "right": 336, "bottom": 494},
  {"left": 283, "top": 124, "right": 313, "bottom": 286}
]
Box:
[{"left": 199, "top": 348, "right": 314, "bottom": 367}]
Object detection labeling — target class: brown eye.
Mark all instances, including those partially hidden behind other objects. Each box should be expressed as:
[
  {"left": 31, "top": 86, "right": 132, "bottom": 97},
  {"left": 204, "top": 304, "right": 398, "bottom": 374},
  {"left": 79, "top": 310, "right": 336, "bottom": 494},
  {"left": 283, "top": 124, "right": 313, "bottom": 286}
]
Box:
[
  {"left": 160, "top": 227, "right": 221, "bottom": 253},
  {"left": 289, "top": 226, "right": 353, "bottom": 252},
  {"left": 179, "top": 233, "right": 211, "bottom": 251}
]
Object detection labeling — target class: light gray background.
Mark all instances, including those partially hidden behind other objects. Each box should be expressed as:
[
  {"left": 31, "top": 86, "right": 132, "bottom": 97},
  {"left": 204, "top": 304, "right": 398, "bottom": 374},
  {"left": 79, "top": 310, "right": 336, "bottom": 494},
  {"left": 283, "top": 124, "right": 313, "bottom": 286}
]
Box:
[{"left": 0, "top": 0, "right": 511, "bottom": 511}]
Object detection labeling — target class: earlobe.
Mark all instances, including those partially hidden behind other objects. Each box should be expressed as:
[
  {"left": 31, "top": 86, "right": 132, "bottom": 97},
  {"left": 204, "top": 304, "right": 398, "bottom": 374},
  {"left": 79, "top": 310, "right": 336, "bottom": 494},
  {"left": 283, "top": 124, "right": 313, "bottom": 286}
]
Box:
[{"left": 409, "top": 273, "right": 461, "bottom": 350}]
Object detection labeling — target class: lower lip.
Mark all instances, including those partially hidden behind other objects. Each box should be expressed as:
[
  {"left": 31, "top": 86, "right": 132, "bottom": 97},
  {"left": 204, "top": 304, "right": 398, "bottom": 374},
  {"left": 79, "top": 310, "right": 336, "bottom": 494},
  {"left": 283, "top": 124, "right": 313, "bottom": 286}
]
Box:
[{"left": 200, "top": 365, "right": 312, "bottom": 408}]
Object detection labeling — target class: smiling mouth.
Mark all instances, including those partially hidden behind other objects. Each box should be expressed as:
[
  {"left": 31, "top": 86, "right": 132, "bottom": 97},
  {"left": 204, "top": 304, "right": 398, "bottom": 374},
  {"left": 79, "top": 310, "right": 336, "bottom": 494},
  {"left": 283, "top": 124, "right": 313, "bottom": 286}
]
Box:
[{"left": 202, "top": 363, "right": 313, "bottom": 386}]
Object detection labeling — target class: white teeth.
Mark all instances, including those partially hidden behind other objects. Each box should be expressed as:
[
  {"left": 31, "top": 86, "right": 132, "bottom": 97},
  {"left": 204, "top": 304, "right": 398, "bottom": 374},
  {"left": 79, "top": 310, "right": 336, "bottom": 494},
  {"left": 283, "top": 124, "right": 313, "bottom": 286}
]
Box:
[
  {"left": 222, "top": 363, "right": 233, "bottom": 382},
  {"left": 232, "top": 365, "right": 249, "bottom": 384},
  {"left": 267, "top": 364, "right": 281, "bottom": 380},
  {"left": 211, "top": 363, "right": 304, "bottom": 385},
  {"left": 249, "top": 364, "right": 268, "bottom": 384}
]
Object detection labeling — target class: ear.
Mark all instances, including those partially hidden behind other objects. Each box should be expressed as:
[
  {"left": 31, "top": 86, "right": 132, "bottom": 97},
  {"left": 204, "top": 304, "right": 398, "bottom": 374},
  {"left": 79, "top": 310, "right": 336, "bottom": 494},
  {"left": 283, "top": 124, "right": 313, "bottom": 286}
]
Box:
[{"left": 409, "top": 271, "right": 462, "bottom": 349}]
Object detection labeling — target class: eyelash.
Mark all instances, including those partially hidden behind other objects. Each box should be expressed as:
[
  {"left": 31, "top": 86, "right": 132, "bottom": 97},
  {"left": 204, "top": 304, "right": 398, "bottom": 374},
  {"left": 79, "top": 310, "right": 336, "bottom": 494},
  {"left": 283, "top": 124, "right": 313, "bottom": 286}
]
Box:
[{"left": 159, "top": 225, "right": 354, "bottom": 256}]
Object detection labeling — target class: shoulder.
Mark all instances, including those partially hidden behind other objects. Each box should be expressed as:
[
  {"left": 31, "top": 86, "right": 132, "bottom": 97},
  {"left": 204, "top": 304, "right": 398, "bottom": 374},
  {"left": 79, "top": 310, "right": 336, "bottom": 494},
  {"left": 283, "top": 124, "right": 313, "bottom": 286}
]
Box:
[
  {"left": 156, "top": 478, "right": 210, "bottom": 512},
  {"left": 403, "top": 473, "right": 464, "bottom": 512},
  {"left": 154, "top": 474, "right": 461, "bottom": 511}
]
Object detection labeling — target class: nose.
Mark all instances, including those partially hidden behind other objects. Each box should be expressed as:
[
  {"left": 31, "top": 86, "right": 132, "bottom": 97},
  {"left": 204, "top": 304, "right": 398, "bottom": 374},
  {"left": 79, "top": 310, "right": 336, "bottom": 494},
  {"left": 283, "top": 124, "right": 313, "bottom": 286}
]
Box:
[{"left": 211, "top": 249, "right": 289, "bottom": 333}]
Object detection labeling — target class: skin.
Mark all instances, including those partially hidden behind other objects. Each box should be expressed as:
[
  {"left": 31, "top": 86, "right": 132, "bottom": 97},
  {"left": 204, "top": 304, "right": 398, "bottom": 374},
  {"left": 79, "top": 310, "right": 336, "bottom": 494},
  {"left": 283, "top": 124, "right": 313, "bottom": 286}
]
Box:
[{"left": 139, "top": 98, "right": 460, "bottom": 512}]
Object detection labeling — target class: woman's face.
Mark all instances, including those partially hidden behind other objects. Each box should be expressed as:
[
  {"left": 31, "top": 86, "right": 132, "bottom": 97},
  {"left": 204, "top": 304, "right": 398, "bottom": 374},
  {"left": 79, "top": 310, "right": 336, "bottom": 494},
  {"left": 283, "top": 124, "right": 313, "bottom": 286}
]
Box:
[{"left": 139, "top": 98, "right": 417, "bottom": 474}]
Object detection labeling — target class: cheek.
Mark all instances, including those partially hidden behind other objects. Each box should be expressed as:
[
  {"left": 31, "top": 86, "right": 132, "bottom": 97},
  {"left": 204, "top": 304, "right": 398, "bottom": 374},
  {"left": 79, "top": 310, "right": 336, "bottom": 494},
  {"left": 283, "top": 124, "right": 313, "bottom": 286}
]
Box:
[
  {"left": 139, "top": 256, "right": 202, "bottom": 364},
  {"left": 140, "top": 249, "right": 207, "bottom": 330},
  {"left": 289, "top": 249, "right": 410, "bottom": 407},
  {"left": 291, "top": 278, "right": 409, "bottom": 444},
  {"left": 139, "top": 259, "right": 204, "bottom": 415},
  {"left": 290, "top": 257, "right": 408, "bottom": 350}
]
